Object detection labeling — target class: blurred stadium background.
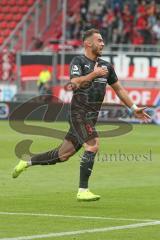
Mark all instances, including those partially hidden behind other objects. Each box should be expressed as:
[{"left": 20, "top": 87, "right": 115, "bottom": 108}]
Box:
[{"left": 0, "top": 0, "right": 160, "bottom": 123}]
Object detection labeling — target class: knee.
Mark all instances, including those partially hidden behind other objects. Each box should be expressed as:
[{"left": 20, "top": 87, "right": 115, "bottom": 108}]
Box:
[
  {"left": 84, "top": 140, "right": 99, "bottom": 153},
  {"left": 59, "top": 155, "right": 69, "bottom": 161},
  {"left": 59, "top": 152, "right": 72, "bottom": 161},
  {"left": 85, "top": 144, "right": 99, "bottom": 153}
]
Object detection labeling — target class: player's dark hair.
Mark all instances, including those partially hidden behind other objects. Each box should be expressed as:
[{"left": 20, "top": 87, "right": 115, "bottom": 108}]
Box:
[{"left": 82, "top": 29, "right": 100, "bottom": 41}]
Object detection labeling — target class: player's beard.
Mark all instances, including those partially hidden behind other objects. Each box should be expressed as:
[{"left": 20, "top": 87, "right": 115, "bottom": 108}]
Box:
[{"left": 92, "top": 44, "right": 102, "bottom": 57}]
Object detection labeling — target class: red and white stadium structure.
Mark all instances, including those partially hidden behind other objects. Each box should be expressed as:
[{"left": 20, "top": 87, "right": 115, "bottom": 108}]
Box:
[{"left": 0, "top": 0, "right": 159, "bottom": 123}]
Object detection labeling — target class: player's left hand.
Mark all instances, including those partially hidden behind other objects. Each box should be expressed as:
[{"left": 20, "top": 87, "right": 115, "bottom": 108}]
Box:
[{"left": 133, "top": 107, "right": 151, "bottom": 122}]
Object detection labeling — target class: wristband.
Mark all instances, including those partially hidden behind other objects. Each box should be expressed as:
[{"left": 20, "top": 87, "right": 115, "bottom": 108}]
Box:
[{"left": 130, "top": 104, "right": 138, "bottom": 112}]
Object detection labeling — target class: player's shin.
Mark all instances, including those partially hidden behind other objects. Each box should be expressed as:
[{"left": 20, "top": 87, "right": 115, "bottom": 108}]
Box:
[{"left": 79, "top": 151, "right": 96, "bottom": 190}]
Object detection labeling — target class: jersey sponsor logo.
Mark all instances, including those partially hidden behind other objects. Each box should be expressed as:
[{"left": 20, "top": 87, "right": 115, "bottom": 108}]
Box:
[{"left": 94, "top": 78, "right": 107, "bottom": 83}]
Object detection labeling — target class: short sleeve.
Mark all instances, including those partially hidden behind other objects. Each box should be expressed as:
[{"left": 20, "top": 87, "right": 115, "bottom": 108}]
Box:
[
  {"left": 108, "top": 64, "right": 118, "bottom": 85},
  {"left": 70, "top": 56, "right": 82, "bottom": 79}
]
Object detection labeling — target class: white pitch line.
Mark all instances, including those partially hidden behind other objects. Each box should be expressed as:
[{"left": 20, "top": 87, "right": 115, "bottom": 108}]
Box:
[
  {"left": 1, "top": 221, "right": 160, "bottom": 240},
  {"left": 0, "top": 212, "right": 158, "bottom": 222}
]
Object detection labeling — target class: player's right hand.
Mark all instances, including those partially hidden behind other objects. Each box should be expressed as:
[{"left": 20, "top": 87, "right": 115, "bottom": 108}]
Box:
[{"left": 93, "top": 62, "right": 108, "bottom": 77}]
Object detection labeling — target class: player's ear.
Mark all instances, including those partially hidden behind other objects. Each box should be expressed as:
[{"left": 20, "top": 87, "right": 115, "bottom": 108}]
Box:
[{"left": 84, "top": 39, "right": 92, "bottom": 48}]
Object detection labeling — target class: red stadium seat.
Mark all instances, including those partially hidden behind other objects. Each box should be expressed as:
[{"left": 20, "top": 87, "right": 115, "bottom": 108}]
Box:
[
  {"left": 0, "top": 21, "right": 8, "bottom": 29},
  {"left": 0, "top": 37, "right": 4, "bottom": 45},
  {"left": 3, "top": 29, "right": 11, "bottom": 37},
  {"left": 20, "top": 6, "right": 29, "bottom": 13},
  {"left": 27, "top": 0, "right": 34, "bottom": 6},
  {"left": 8, "top": 21, "right": 17, "bottom": 29},
  {"left": 5, "top": 14, "right": 13, "bottom": 22},
  {"left": 0, "top": 14, "right": 5, "bottom": 21},
  {"left": 0, "top": 0, "right": 8, "bottom": 6},
  {"left": 17, "top": 0, "right": 26, "bottom": 6},
  {"left": 13, "top": 13, "right": 22, "bottom": 22},
  {"left": 2, "top": 6, "right": 10, "bottom": 13},
  {"left": 9, "top": 0, "right": 17, "bottom": 6},
  {"left": 10, "top": 6, "right": 19, "bottom": 14}
]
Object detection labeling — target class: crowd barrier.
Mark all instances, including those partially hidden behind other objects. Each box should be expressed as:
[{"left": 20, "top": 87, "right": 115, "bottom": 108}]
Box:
[{"left": 0, "top": 101, "right": 159, "bottom": 125}]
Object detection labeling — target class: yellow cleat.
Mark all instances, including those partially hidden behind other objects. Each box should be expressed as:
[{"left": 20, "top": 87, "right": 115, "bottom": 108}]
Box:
[
  {"left": 12, "top": 160, "right": 28, "bottom": 178},
  {"left": 77, "top": 190, "right": 100, "bottom": 201}
]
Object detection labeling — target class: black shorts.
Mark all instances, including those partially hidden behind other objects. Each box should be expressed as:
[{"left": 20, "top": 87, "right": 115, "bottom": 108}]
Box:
[{"left": 65, "top": 114, "right": 98, "bottom": 151}]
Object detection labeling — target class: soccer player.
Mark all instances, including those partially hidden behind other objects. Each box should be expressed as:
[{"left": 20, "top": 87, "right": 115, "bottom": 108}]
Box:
[{"left": 12, "top": 29, "right": 151, "bottom": 201}]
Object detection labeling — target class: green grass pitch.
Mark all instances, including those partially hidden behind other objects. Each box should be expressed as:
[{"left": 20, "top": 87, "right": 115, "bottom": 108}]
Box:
[{"left": 0, "top": 120, "right": 160, "bottom": 240}]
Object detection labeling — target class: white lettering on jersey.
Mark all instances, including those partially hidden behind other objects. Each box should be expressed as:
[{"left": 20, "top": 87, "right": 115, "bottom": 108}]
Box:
[{"left": 94, "top": 78, "right": 107, "bottom": 83}]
